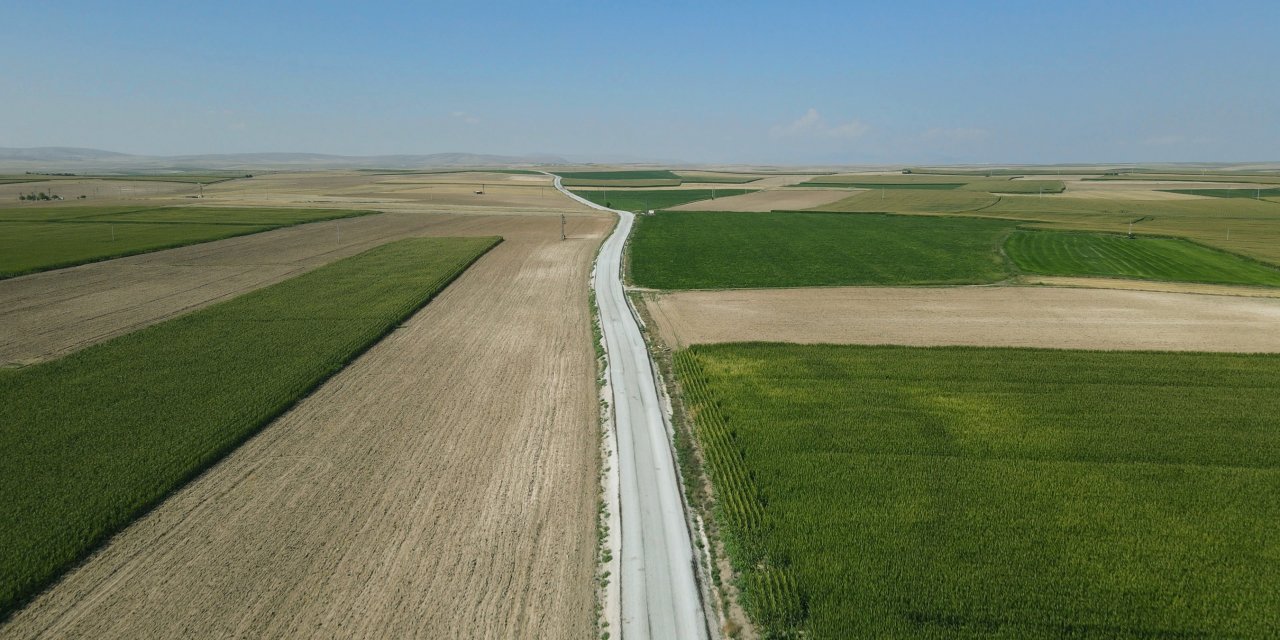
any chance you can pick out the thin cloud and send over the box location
[451,111,481,125]
[771,108,869,140]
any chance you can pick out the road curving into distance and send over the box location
[552,175,711,639]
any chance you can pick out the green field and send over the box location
[571,188,752,212]
[558,169,685,188]
[1087,173,1280,185]
[1006,230,1280,286]
[800,175,1066,194]
[0,206,372,278]
[629,212,1015,289]
[1165,187,1280,199]
[800,188,1280,267]
[558,169,681,181]
[673,172,763,184]
[676,344,1280,638]
[0,236,499,619]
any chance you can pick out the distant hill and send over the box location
[0,147,569,171]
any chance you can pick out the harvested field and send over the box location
[643,285,1280,352]
[0,211,515,366]
[669,188,853,211]
[1,211,611,638]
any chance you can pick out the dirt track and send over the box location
[3,200,610,635]
[644,285,1280,352]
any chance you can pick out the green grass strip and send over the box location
[1005,230,1280,286]
[0,207,375,279]
[0,236,499,618]
[571,188,752,212]
[679,343,1280,638]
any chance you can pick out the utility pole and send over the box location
[336,220,341,246]
[561,214,566,241]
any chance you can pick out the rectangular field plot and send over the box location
[676,344,1280,638]
[629,211,1016,289]
[558,169,683,187]
[1006,230,1280,287]
[571,188,752,212]
[0,236,499,618]
[0,206,372,278]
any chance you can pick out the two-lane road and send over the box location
[553,176,709,639]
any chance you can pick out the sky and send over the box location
[4,1,1277,164]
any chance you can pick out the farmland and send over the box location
[0,236,498,619]
[675,343,1280,638]
[571,188,752,212]
[559,169,684,187]
[1006,230,1280,286]
[1164,187,1280,198]
[673,171,763,184]
[811,189,1000,212]
[798,174,1067,194]
[0,205,371,278]
[629,212,1016,289]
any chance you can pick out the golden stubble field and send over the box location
[2,172,610,638]
[644,285,1280,352]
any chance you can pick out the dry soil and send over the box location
[644,285,1280,352]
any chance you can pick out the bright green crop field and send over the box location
[571,188,752,212]
[0,236,499,618]
[0,206,372,278]
[629,212,1017,289]
[1006,230,1280,286]
[676,344,1280,639]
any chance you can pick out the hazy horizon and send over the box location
[5,1,1277,165]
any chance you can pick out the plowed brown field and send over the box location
[644,285,1280,352]
[2,175,611,637]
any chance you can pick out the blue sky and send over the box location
[5,1,1277,164]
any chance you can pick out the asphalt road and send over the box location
[553,176,710,639]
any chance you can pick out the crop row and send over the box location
[0,236,500,618]
[0,206,373,278]
[676,343,1280,638]
[674,351,805,636]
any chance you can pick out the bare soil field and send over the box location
[643,285,1280,352]
[2,212,611,638]
[0,211,533,366]
[0,179,202,201]
[197,171,585,212]
[668,188,855,212]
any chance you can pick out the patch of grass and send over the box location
[1164,187,1280,199]
[0,236,500,619]
[629,211,1016,289]
[0,206,373,278]
[676,343,1280,639]
[571,188,753,212]
[1005,230,1280,286]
